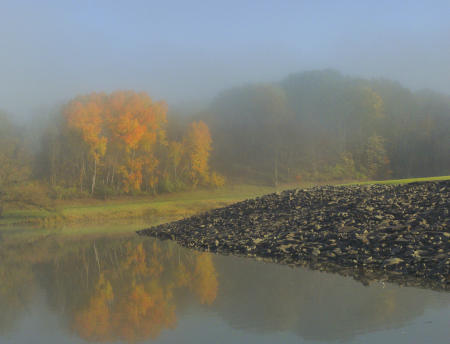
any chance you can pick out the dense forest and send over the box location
[1,70,449,210]
[208,70,450,185]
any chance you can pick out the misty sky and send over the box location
[1,0,449,119]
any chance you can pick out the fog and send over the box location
[1,0,450,119]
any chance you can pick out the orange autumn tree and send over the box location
[62,91,167,194]
[104,91,167,193]
[64,93,108,193]
[105,91,168,193]
[60,91,221,195]
[182,121,225,188]
[184,121,212,187]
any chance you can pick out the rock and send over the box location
[138,181,450,291]
[339,226,357,233]
[384,258,404,266]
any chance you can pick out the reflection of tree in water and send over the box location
[213,255,449,341]
[71,241,175,342]
[0,262,34,334]
[0,234,218,343]
[0,232,448,342]
[73,274,114,341]
[42,238,217,343]
[0,233,51,334]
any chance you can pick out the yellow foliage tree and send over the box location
[184,121,212,187]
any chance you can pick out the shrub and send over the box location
[49,186,89,200]
[2,181,52,210]
[94,185,120,199]
[209,171,226,188]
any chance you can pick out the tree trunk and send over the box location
[273,151,279,187]
[50,145,56,186]
[91,159,97,194]
[106,167,110,185]
[93,241,101,273]
[80,159,85,193]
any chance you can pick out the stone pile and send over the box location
[138,181,450,291]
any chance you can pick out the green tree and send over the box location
[365,135,391,179]
[0,113,31,217]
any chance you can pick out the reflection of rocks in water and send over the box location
[213,254,449,341]
[0,231,448,343]
[139,181,450,291]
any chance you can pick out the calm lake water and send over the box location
[0,225,449,344]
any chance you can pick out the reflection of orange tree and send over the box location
[73,274,114,342]
[71,240,217,343]
[191,253,218,305]
[111,283,176,342]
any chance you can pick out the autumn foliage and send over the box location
[49,91,223,195]
[71,240,218,343]
[4,69,446,206]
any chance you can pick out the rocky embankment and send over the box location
[138,181,450,291]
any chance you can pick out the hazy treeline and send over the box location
[0,91,224,210]
[35,91,224,197]
[207,70,450,185]
[0,70,449,208]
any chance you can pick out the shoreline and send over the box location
[2,177,449,228]
[0,184,280,228]
[138,181,450,291]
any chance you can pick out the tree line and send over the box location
[0,70,449,210]
[207,70,450,185]
[36,91,225,199]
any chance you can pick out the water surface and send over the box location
[0,225,449,343]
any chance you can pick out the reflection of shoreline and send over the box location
[0,233,449,343]
[139,233,450,292]
[214,251,450,292]
[138,182,450,292]
[212,254,450,341]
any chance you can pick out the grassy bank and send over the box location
[1,176,448,229]
[347,175,450,185]
[0,184,280,228]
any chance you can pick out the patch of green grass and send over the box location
[0,184,279,228]
[346,175,450,185]
[2,177,448,230]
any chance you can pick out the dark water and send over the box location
[0,226,449,344]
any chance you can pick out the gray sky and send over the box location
[1,0,449,119]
